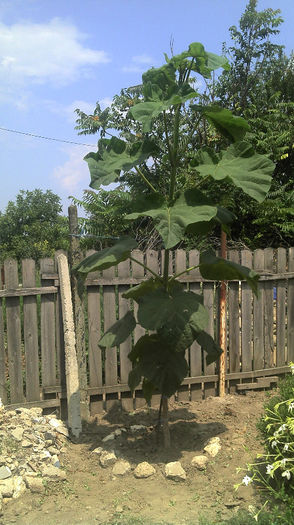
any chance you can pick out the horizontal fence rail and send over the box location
[0,246,293,415]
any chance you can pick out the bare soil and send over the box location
[2,392,268,525]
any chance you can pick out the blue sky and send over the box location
[0,0,293,215]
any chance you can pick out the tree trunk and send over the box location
[161,395,170,448]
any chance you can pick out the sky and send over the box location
[0,0,293,216]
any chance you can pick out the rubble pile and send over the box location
[0,403,69,514]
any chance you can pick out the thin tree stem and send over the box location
[171,264,200,281]
[135,167,157,193]
[161,395,170,448]
[129,256,159,279]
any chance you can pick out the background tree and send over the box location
[0,189,69,261]
[216,0,294,247]
[75,0,294,250]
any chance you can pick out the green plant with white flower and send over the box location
[236,363,294,505]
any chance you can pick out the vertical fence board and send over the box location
[40,258,56,388]
[228,250,240,382]
[103,265,118,409]
[288,248,294,362]
[241,250,253,373]
[188,250,202,400]
[264,248,274,367]
[4,259,23,403]
[0,267,7,403]
[276,248,287,366]
[253,250,264,371]
[131,250,146,409]
[203,277,216,398]
[146,250,162,407]
[22,259,40,401]
[117,259,133,411]
[175,249,190,401]
[86,251,103,414]
[54,252,66,387]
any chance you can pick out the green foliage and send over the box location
[237,364,294,506]
[0,189,69,261]
[76,41,273,415]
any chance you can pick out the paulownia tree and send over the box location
[75,43,274,447]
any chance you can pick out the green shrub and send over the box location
[236,363,294,507]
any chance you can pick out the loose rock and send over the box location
[42,465,66,481]
[191,455,209,470]
[204,437,221,457]
[112,460,131,476]
[102,433,115,443]
[164,461,186,481]
[134,462,156,479]
[130,425,147,433]
[0,466,12,480]
[99,451,117,468]
[24,476,45,494]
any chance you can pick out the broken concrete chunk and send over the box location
[0,466,12,480]
[99,451,117,468]
[204,437,221,457]
[112,460,131,476]
[42,465,66,481]
[134,462,156,479]
[191,455,209,470]
[164,461,186,481]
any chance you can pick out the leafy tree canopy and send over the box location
[0,189,69,261]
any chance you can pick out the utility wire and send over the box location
[0,126,96,147]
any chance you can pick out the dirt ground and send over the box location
[2,391,269,525]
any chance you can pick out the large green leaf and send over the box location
[126,189,217,249]
[122,277,163,302]
[199,251,259,296]
[85,137,159,190]
[74,237,137,274]
[186,206,235,236]
[129,334,188,398]
[99,311,136,349]
[137,287,208,334]
[193,106,250,142]
[195,142,274,202]
[130,90,197,132]
[193,331,223,366]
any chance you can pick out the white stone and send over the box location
[204,437,221,457]
[99,451,117,468]
[130,425,147,433]
[24,476,45,494]
[12,476,26,498]
[21,439,32,448]
[114,429,122,437]
[102,433,115,443]
[11,427,24,442]
[0,478,14,497]
[0,466,12,480]
[112,460,131,476]
[134,462,156,479]
[164,461,186,481]
[191,455,209,470]
[92,447,103,456]
[42,465,66,481]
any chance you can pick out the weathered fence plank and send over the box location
[132,250,147,409]
[288,247,294,362]
[0,267,7,403]
[253,250,264,370]
[117,258,133,411]
[40,258,56,387]
[264,248,274,367]
[146,250,162,407]
[203,277,216,398]
[241,250,253,372]
[22,259,40,402]
[4,259,23,403]
[188,250,202,400]
[86,251,103,414]
[228,250,240,375]
[276,248,287,366]
[175,249,190,401]
[102,265,118,410]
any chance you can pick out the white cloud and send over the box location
[122,54,155,73]
[53,145,93,192]
[0,18,110,104]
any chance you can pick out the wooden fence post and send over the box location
[68,205,90,421]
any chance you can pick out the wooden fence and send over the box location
[0,247,293,416]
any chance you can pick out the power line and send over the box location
[0,126,97,147]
